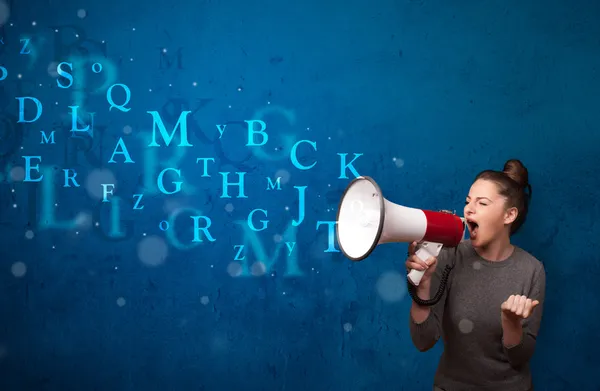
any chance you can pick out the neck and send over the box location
[474,234,514,261]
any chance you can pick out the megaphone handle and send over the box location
[407,241,443,286]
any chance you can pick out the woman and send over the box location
[407,159,546,391]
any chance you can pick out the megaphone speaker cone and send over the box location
[335,176,384,261]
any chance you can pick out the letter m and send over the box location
[147,110,192,147]
[41,130,55,144]
[159,47,184,70]
[235,221,303,277]
[266,177,281,190]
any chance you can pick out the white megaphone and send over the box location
[336,176,466,286]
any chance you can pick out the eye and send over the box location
[479,202,488,206]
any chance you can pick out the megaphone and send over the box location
[336,176,466,288]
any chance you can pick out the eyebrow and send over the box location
[466,196,493,202]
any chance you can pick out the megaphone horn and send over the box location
[335,176,466,286]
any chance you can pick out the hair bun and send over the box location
[503,159,529,189]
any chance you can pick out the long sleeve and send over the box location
[408,246,455,352]
[503,262,546,367]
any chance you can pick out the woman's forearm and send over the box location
[501,319,523,347]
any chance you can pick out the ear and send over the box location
[504,206,518,225]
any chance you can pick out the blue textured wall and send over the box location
[0,0,599,389]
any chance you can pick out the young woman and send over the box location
[406,159,546,391]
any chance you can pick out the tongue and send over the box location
[471,226,478,237]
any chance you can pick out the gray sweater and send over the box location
[409,240,546,391]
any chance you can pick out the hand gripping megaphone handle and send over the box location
[407,241,444,286]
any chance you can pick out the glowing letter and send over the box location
[108,137,135,163]
[23,156,43,182]
[338,153,363,179]
[147,111,192,147]
[290,140,317,170]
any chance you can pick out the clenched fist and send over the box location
[501,294,540,322]
[405,241,437,286]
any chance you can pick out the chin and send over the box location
[471,240,484,249]
[469,234,487,248]
[471,235,494,249]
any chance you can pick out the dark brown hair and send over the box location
[474,159,532,235]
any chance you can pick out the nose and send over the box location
[464,202,474,216]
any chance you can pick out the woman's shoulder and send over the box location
[512,245,546,276]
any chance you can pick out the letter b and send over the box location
[245,120,268,146]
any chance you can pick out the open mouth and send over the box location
[466,220,479,236]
